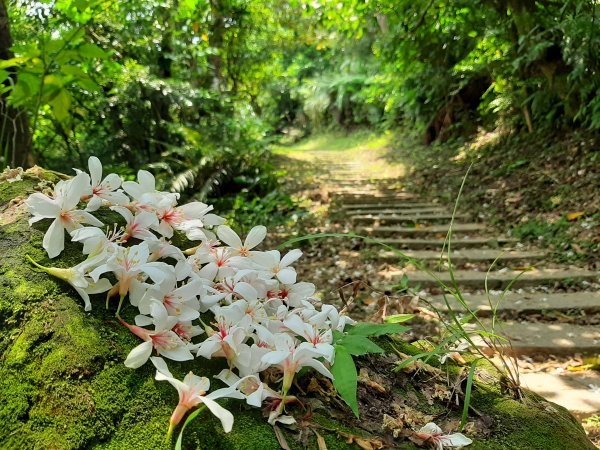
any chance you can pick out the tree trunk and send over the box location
[0,0,33,168]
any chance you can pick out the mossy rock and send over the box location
[0,173,595,450]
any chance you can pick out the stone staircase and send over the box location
[306,154,600,418]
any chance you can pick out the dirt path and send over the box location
[275,133,600,422]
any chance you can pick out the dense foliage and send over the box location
[274,0,600,138]
[0,0,597,197]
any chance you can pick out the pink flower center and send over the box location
[161,208,183,225]
[151,331,180,350]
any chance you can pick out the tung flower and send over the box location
[26,173,102,258]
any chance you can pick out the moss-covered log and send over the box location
[0,171,595,450]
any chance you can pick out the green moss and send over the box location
[467,387,595,450]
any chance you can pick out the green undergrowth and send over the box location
[0,174,595,449]
[509,214,600,263]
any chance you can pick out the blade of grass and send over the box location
[460,359,478,431]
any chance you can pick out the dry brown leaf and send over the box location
[382,413,403,438]
[341,432,384,450]
[273,425,291,450]
[358,368,387,393]
[314,430,328,450]
[396,353,443,376]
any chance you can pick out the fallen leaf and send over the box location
[273,425,291,450]
[341,432,385,450]
[358,368,387,393]
[566,211,585,221]
[314,430,328,450]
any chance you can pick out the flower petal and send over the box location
[419,422,443,435]
[244,225,267,249]
[43,218,65,258]
[277,267,297,285]
[124,341,153,369]
[26,193,60,219]
[280,249,302,267]
[217,225,243,249]
[444,433,473,447]
[199,396,235,433]
[88,156,102,187]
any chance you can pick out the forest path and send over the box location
[275,133,600,419]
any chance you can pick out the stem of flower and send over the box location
[166,422,174,443]
[115,294,126,319]
[25,254,47,272]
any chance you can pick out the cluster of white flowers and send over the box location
[25,157,356,435]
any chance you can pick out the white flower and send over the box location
[216,370,279,407]
[147,238,185,263]
[309,304,356,332]
[261,333,333,397]
[138,276,202,322]
[26,173,102,258]
[111,206,158,242]
[270,281,316,307]
[196,323,251,370]
[150,357,243,435]
[90,242,173,306]
[415,423,473,449]
[217,225,267,256]
[251,249,302,284]
[121,303,194,368]
[192,247,247,281]
[284,314,334,362]
[156,199,217,238]
[81,156,129,211]
[121,169,157,202]
[26,256,111,311]
[22,156,371,437]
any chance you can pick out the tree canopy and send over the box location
[0,0,598,193]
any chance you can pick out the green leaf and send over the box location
[0,69,10,84]
[332,329,345,342]
[78,43,109,59]
[331,345,359,417]
[76,78,102,93]
[337,335,384,355]
[385,314,415,324]
[49,89,72,122]
[460,359,479,431]
[0,57,28,69]
[175,405,207,450]
[61,65,88,78]
[347,322,409,337]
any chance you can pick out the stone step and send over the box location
[344,207,448,216]
[520,372,600,418]
[336,193,418,203]
[377,248,546,263]
[470,321,600,355]
[325,178,396,183]
[360,223,487,236]
[365,237,519,249]
[397,268,599,289]
[341,202,437,210]
[352,213,469,224]
[428,291,600,315]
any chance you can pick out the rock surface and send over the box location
[0,173,595,450]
